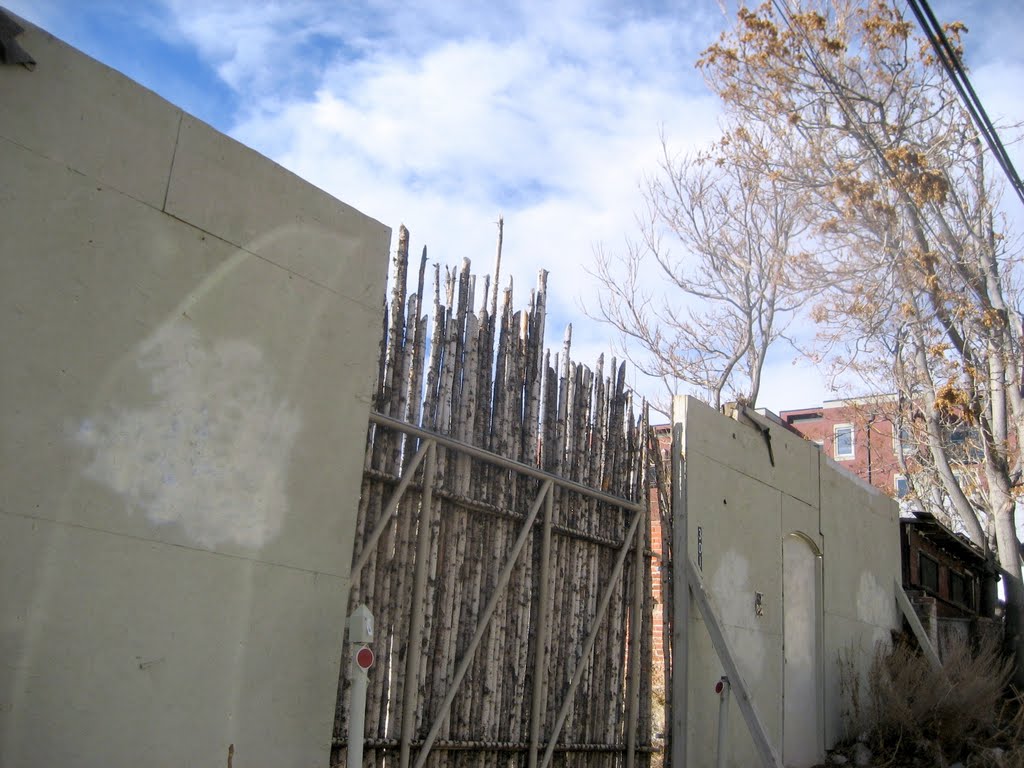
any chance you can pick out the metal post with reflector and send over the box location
[348,605,374,768]
[715,676,731,768]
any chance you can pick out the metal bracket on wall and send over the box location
[0,11,36,69]
[733,406,775,467]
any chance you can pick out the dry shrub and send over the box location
[840,637,1017,765]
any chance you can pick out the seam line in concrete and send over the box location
[0,133,163,212]
[0,507,350,580]
[0,133,383,312]
[158,208,383,312]
[687,446,817,506]
[162,111,184,213]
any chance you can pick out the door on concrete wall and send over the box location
[783,533,822,767]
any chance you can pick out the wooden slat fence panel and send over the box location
[335,226,655,768]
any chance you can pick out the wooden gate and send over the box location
[333,227,655,768]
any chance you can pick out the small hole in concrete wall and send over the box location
[732,432,736,439]
[723,499,727,505]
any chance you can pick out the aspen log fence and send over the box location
[333,225,656,768]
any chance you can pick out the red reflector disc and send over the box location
[714,681,723,694]
[356,646,375,670]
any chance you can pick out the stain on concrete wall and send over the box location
[75,319,303,550]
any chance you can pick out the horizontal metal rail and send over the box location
[333,739,659,754]
[369,411,644,512]
[362,467,637,550]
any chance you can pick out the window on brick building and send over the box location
[949,426,983,462]
[894,475,910,498]
[893,423,917,457]
[949,570,974,609]
[834,424,854,460]
[919,553,939,592]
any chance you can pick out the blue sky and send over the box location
[8,1,1024,416]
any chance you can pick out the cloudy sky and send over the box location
[10,0,1024,417]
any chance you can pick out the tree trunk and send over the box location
[992,494,1024,687]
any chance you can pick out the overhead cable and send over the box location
[906,0,1024,208]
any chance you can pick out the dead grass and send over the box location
[836,638,1024,766]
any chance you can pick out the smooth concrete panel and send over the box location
[677,398,819,508]
[680,403,787,768]
[783,535,823,767]
[0,15,181,209]
[821,613,888,746]
[684,451,784,640]
[819,456,899,629]
[819,455,900,746]
[1,141,382,578]
[686,621,783,768]
[0,509,348,768]
[165,116,389,310]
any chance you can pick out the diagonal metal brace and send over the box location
[686,557,782,768]
[539,506,644,768]
[411,480,554,768]
[351,440,432,575]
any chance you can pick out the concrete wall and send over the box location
[0,14,390,767]
[675,397,899,768]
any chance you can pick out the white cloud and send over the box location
[173,1,727,414]
[152,0,1024,417]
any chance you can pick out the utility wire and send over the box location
[906,0,1024,208]
[770,0,1024,214]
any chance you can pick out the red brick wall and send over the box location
[649,431,671,664]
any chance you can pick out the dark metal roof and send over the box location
[901,511,987,566]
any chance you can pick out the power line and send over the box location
[906,0,1024,208]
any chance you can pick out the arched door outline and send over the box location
[782,532,824,767]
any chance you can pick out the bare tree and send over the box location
[590,135,809,411]
[699,0,1024,681]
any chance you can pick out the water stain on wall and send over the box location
[856,570,894,640]
[75,319,302,550]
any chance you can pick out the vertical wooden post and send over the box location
[625,496,645,768]
[670,397,688,768]
[400,441,437,768]
[539,507,643,768]
[528,486,554,768]
[413,481,554,768]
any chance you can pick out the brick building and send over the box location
[649,426,671,668]
[779,397,1000,653]
[900,511,1000,655]
[779,396,911,499]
